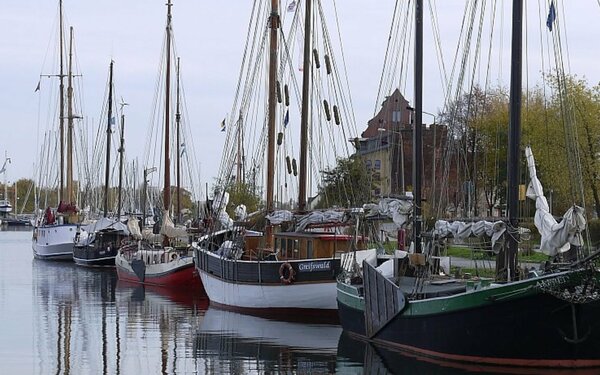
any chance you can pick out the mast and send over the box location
[66,26,75,205]
[163,0,173,216]
[59,0,65,202]
[175,57,181,224]
[103,61,114,218]
[506,0,523,281]
[237,111,243,185]
[265,0,280,247]
[117,104,125,220]
[298,0,312,212]
[413,0,423,253]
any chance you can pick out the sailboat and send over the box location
[194,0,373,313]
[336,0,600,368]
[0,152,12,218]
[115,1,199,288]
[74,61,129,267]
[32,2,86,260]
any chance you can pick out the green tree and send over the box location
[226,181,262,217]
[316,155,372,209]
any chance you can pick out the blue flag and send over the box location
[546,1,556,32]
[284,109,289,127]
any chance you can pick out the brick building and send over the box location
[356,89,453,205]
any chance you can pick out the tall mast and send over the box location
[103,61,114,218]
[298,0,312,212]
[66,26,75,205]
[175,57,181,224]
[237,111,243,185]
[264,0,280,248]
[506,0,523,281]
[59,0,65,202]
[163,0,172,215]
[117,102,126,219]
[413,0,423,253]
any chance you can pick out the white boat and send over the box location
[31,1,84,261]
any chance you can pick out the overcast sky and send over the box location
[1,1,598,195]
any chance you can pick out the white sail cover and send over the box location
[525,146,586,256]
[363,198,413,228]
[83,217,129,234]
[296,210,346,231]
[214,191,233,229]
[433,219,506,253]
[127,217,143,240]
[160,210,189,239]
[266,210,294,225]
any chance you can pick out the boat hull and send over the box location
[337,271,600,368]
[31,224,80,261]
[195,247,341,312]
[73,247,117,267]
[115,251,199,288]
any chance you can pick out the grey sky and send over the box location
[1,1,598,196]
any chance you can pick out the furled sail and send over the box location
[525,146,586,256]
[160,210,189,239]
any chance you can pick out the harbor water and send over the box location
[0,227,535,374]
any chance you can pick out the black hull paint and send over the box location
[195,248,341,285]
[73,232,124,267]
[337,299,366,336]
[369,292,600,366]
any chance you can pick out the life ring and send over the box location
[279,262,295,285]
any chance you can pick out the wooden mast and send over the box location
[117,102,125,220]
[163,0,172,217]
[506,0,523,281]
[265,0,280,247]
[298,0,312,212]
[413,0,423,253]
[103,61,114,218]
[66,26,75,206]
[59,0,65,203]
[175,57,181,224]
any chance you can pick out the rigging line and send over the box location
[429,0,449,100]
[374,0,401,116]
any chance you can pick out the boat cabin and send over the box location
[272,231,366,261]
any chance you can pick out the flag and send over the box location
[287,1,297,12]
[109,116,116,125]
[546,1,556,32]
[284,109,289,127]
[220,118,226,132]
[34,80,41,92]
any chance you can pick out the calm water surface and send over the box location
[1,228,502,374]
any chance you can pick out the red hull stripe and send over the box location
[375,339,600,369]
[117,264,201,288]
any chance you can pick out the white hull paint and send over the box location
[199,270,338,310]
[32,224,80,261]
[115,252,194,278]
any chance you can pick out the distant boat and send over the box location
[32,1,85,261]
[0,151,12,216]
[74,61,127,267]
[115,1,199,289]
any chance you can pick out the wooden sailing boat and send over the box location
[336,0,600,368]
[32,3,85,260]
[74,61,129,267]
[115,1,199,288]
[194,0,368,313]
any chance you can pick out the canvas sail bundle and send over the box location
[525,146,586,257]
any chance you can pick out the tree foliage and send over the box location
[316,155,372,209]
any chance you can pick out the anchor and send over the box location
[557,303,591,344]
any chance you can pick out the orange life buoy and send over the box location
[279,262,295,284]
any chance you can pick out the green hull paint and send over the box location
[337,268,599,317]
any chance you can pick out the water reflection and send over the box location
[194,307,343,374]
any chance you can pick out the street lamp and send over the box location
[142,166,157,228]
[378,127,405,195]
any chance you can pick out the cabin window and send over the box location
[280,238,287,257]
[307,240,313,259]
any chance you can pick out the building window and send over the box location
[365,160,372,170]
[392,110,401,123]
[374,160,381,170]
